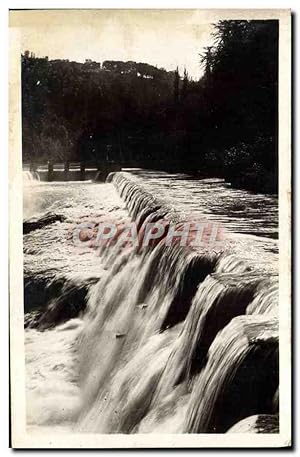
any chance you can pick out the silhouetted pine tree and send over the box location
[182,68,188,99]
[174,66,179,103]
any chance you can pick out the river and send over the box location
[23,169,279,434]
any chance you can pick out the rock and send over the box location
[138,303,148,309]
[227,414,279,433]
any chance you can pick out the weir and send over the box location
[23,170,279,434]
[74,172,279,433]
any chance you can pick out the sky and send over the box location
[10,10,216,79]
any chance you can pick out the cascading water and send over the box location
[24,169,279,434]
[183,315,278,433]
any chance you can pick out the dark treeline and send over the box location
[22,20,278,192]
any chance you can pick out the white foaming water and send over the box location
[24,177,128,431]
[26,319,83,431]
[116,170,278,273]
[24,170,279,434]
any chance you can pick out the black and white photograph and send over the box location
[9,8,291,448]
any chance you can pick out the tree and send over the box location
[182,68,188,99]
[21,20,278,194]
[200,46,214,81]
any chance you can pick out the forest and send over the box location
[22,20,278,193]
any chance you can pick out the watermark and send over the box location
[72,218,225,249]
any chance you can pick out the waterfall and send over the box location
[69,171,279,434]
[183,315,278,433]
[23,170,41,219]
[23,170,279,433]
[23,170,40,182]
